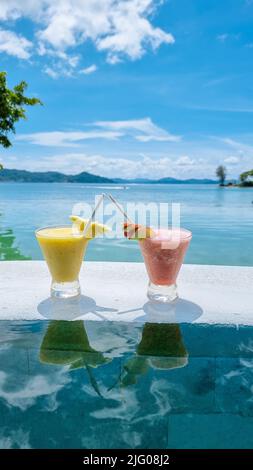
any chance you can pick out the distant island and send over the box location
[114,177,217,184]
[0,169,114,183]
[0,168,217,184]
[215,165,253,187]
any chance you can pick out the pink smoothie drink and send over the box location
[139,228,192,286]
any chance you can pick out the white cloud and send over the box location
[7,134,253,179]
[94,1,174,63]
[175,155,195,166]
[219,137,253,154]
[16,130,123,146]
[216,33,240,43]
[43,62,77,79]
[68,55,79,67]
[44,66,59,79]
[80,64,97,75]
[42,50,80,77]
[221,137,242,148]
[217,33,229,42]
[95,118,181,142]
[0,0,39,21]
[0,0,174,74]
[0,28,32,59]
[16,118,181,146]
[38,44,80,65]
[9,136,253,179]
[5,152,211,180]
[224,156,240,165]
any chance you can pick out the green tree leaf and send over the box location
[0,71,42,152]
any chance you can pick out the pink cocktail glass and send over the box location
[139,228,192,303]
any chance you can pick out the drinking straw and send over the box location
[82,193,105,238]
[106,193,133,223]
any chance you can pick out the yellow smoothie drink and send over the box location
[36,218,109,298]
[36,226,88,283]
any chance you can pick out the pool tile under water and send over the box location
[0,320,252,449]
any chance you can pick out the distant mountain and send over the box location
[157,177,217,184]
[115,177,217,184]
[68,171,114,183]
[0,168,217,184]
[115,178,157,184]
[0,169,114,183]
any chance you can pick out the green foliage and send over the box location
[0,71,42,149]
[0,227,30,260]
[216,165,226,185]
[240,169,253,183]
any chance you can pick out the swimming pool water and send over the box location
[0,320,253,449]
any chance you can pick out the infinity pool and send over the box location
[0,320,253,449]
[1,183,253,265]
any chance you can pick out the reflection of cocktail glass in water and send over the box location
[139,228,192,303]
[40,320,108,396]
[138,323,188,370]
[36,226,89,298]
[122,323,188,386]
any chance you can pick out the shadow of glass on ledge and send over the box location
[0,320,253,449]
[143,298,203,323]
[37,295,118,321]
[116,297,203,324]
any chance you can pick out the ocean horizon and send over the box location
[0,182,252,266]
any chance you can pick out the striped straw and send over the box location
[82,193,105,238]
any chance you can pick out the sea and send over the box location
[0,182,252,266]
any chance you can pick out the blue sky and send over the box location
[0,0,253,179]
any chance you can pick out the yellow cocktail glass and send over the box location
[36,225,89,298]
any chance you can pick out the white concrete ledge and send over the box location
[0,261,252,324]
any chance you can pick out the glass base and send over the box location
[147,281,178,303]
[51,280,81,299]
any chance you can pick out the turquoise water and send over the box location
[0,320,253,449]
[0,182,252,265]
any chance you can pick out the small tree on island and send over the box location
[216,165,226,186]
[0,71,42,166]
